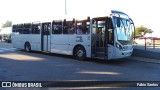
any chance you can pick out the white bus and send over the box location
[12,10,135,60]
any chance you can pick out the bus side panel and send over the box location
[50,34,91,58]
[12,34,24,49]
[50,35,71,55]
[68,35,91,58]
[12,34,16,48]
[29,34,41,51]
[12,34,41,51]
[12,34,18,48]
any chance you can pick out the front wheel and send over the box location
[74,46,86,61]
[25,43,31,52]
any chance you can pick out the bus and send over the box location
[12,10,135,60]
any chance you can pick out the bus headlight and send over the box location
[116,43,123,50]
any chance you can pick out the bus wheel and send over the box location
[25,43,31,52]
[74,46,86,60]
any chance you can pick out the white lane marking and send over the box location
[0,50,4,52]
[0,48,16,52]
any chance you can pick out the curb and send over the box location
[126,56,160,64]
[132,49,160,60]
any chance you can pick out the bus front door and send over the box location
[41,22,51,52]
[92,17,112,60]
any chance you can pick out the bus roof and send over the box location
[12,10,128,24]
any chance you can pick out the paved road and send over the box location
[0,43,160,90]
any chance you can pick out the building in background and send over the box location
[0,27,12,43]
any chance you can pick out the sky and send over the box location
[0,0,160,37]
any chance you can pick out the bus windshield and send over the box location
[113,16,134,45]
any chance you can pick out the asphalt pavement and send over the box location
[0,42,160,90]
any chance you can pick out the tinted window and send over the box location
[12,25,17,33]
[32,23,40,34]
[23,23,31,34]
[76,20,90,34]
[52,21,62,34]
[17,24,24,34]
[63,21,75,34]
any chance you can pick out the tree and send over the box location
[135,25,153,36]
[1,21,12,28]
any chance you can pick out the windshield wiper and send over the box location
[120,19,127,35]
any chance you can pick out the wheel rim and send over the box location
[26,44,30,52]
[77,49,83,58]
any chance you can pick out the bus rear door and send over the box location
[41,22,51,52]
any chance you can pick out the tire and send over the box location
[74,46,86,60]
[25,43,31,52]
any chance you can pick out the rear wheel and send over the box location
[74,46,86,60]
[25,43,31,52]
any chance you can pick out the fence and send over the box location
[134,37,160,51]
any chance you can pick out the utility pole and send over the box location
[65,0,67,15]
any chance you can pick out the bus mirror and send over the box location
[117,17,120,27]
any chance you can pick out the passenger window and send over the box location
[52,21,62,34]
[17,24,24,34]
[12,25,17,34]
[23,23,31,34]
[63,20,75,34]
[32,23,40,34]
[76,20,90,35]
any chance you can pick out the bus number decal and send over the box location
[87,36,90,40]
[76,36,83,42]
